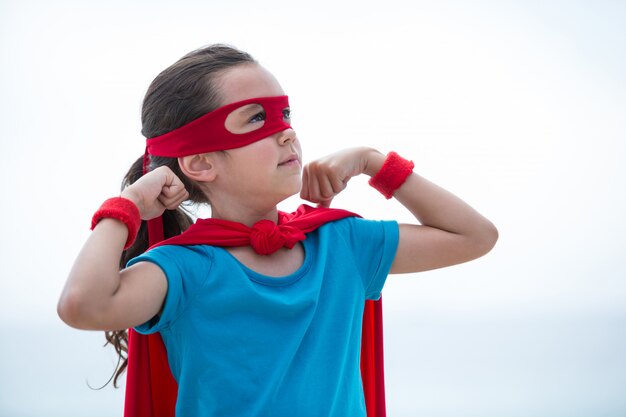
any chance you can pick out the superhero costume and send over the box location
[124,96,389,416]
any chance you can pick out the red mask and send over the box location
[146,95,291,157]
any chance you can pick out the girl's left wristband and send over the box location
[91,197,141,250]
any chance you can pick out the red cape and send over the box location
[123,205,386,416]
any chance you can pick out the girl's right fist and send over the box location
[120,166,189,220]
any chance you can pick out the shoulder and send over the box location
[127,244,218,285]
[129,244,214,266]
[315,217,399,259]
[322,216,399,238]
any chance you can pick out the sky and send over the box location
[1,0,625,416]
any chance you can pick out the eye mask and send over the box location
[146,95,291,156]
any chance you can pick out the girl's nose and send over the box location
[277,127,296,145]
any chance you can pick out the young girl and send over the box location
[58,44,497,416]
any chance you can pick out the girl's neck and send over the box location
[209,202,280,227]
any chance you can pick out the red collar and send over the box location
[151,204,359,255]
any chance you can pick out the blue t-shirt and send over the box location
[129,217,398,417]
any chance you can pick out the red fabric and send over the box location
[91,197,141,249]
[368,151,415,199]
[147,333,178,416]
[124,205,388,416]
[361,299,387,416]
[146,96,291,157]
[152,204,357,255]
[124,329,153,416]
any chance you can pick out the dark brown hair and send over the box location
[104,44,256,387]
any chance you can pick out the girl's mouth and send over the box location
[278,155,300,167]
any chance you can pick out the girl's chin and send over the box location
[277,182,303,202]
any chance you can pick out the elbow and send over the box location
[57,290,82,328]
[57,289,96,330]
[474,221,499,257]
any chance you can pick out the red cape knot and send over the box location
[250,220,306,255]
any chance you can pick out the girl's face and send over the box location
[210,64,302,207]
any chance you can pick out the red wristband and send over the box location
[91,197,141,249]
[368,151,415,199]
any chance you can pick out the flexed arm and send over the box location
[57,166,189,330]
[300,147,498,274]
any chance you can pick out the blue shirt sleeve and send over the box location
[333,217,399,299]
[126,245,214,334]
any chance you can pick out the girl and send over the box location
[58,44,497,416]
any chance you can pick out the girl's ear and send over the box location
[178,153,218,182]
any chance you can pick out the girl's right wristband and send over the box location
[368,151,415,199]
[91,197,141,249]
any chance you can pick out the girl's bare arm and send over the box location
[300,147,498,273]
[57,166,189,330]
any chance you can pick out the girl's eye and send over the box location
[249,111,266,123]
[283,108,291,120]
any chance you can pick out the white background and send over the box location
[1,0,625,416]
